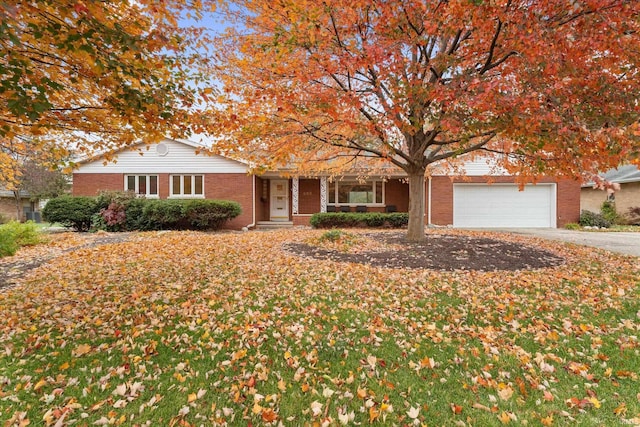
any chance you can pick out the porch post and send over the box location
[292,177,299,215]
[320,177,327,213]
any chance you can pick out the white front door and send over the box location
[270,180,289,221]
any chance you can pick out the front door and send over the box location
[270,180,289,221]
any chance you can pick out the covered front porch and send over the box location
[254,175,409,227]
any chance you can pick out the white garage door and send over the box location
[453,184,556,228]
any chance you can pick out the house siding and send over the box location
[76,139,248,174]
[0,197,19,221]
[581,182,640,221]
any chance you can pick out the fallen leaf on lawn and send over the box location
[498,386,514,401]
[72,343,91,357]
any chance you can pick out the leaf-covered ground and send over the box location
[1,229,639,426]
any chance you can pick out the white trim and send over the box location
[124,174,159,197]
[320,177,327,213]
[327,179,385,206]
[245,175,256,230]
[292,177,299,215]
[427,176,432,225]
[169,174,205,198]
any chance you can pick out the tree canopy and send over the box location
[1,0,215,164]
[210,0,640,240]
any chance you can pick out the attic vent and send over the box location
[156,143,169,156]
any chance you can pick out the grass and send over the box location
[0,229,639,426]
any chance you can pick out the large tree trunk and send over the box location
[406,172,426,242]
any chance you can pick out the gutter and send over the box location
[427,176,432,226]
[245,174,256,230]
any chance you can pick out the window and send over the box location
[328,180,383,205]
[125,175,158,197]
[170,175,204,197]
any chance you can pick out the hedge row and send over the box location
[310,212,408,228]
[42,193,241,232]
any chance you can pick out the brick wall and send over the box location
[204,174,254,229]
[429,176,454,225]
[298,179,320,214]
[0,197,19,221]
[385,179,409,211]
[73,172,255,229]
[556,179,581,226]
[73,173,124,196]
[428,176,580,227]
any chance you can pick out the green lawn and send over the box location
[1,230,638,426]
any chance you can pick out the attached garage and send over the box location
[453,184,557,228]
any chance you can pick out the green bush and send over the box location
[42,195,242,232]
[142,199,185,229]
[564,222,580,230]
[42,196,99,231]
[310,212,409,229]
[579,210,611,228]
[183,199,242,230]
[0,221,41,257]
[600,201,619,224]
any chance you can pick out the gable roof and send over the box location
[74,137,249,174]
[584,165,640,187]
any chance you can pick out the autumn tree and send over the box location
[0,137,69,219]
[1,0,216,167]
[210,0,640,241]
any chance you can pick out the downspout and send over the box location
[245,174,256,230]
[427,176,432,226]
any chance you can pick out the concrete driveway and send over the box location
[499,229,640,257]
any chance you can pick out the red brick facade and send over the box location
[73,172,579,229]
[427,176,580,227]
[73,172,255,229]
[298,179,321,214]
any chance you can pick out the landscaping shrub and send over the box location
[310,212,409,228]
[142,199,185,229]
[564,223,581,230]
[0,221,41,257]
[579,210,611,228]
[600,201,620,224]
[42,196,99,231]
[183,200,241,230]
[626,206,640,226]
[42,195,242,232]
[124,197,151,231]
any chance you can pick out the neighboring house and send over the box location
[0,188,40,222]
[72,138,581,229]
[581,165,640,221]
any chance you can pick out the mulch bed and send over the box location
[287,232,565,271]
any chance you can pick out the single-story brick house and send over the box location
[581,165,640,223]
[72,138,580,229]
